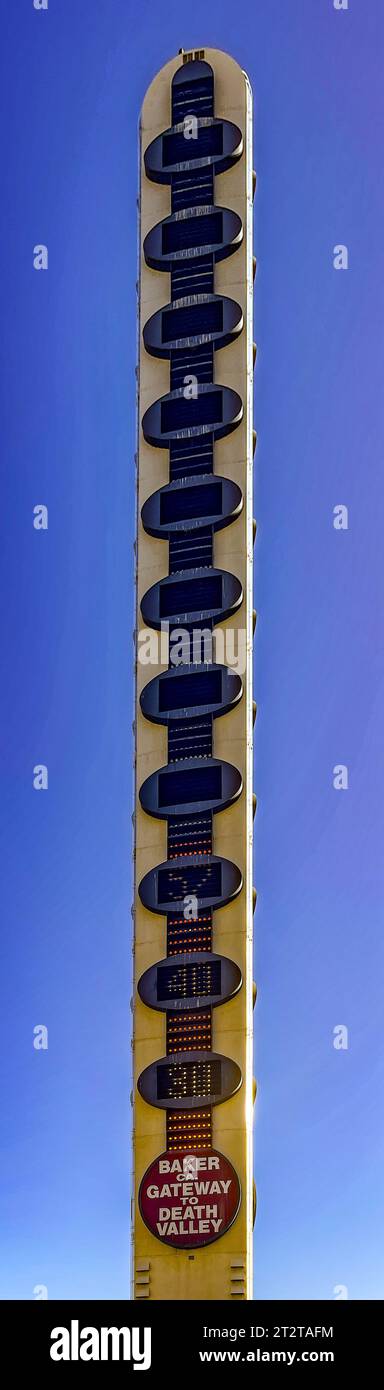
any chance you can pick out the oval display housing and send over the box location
[137,1051,242,1110]
[138,951,242,1012]
[138,853,242,916]
[143,294,243,359]
[139,756,242,820]
[140,567,243,630]
[143,205,243,271]
[142,383,242,447]
[141,474,243,538]
[144,118,243,183]
[140,663,243,725]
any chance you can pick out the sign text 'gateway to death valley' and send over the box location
[139,1148,241,1248]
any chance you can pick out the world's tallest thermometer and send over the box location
[132,47,256,1302]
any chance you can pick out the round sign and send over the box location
[139,1147,241,1249]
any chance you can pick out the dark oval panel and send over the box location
[143,206,243,272]
[144,118,243,183]
[140,663,243,725]
[138,951,242,1012]
[142,384,243,448]
[140,567,243,630]
[138,853,242,916]
[137,1051,242,1110]
[141,472,243,536]
[139,756,242,820]
[141,475,243,538]
[143,294,243,359]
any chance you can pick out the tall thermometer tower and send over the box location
[132,47,256,1302]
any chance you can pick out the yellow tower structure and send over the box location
[132,47,255,1302]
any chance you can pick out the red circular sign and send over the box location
[139,1147,241,1248]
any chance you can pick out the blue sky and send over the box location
[1,0,383,1300]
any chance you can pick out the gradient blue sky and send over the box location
[1,0,383,1301]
